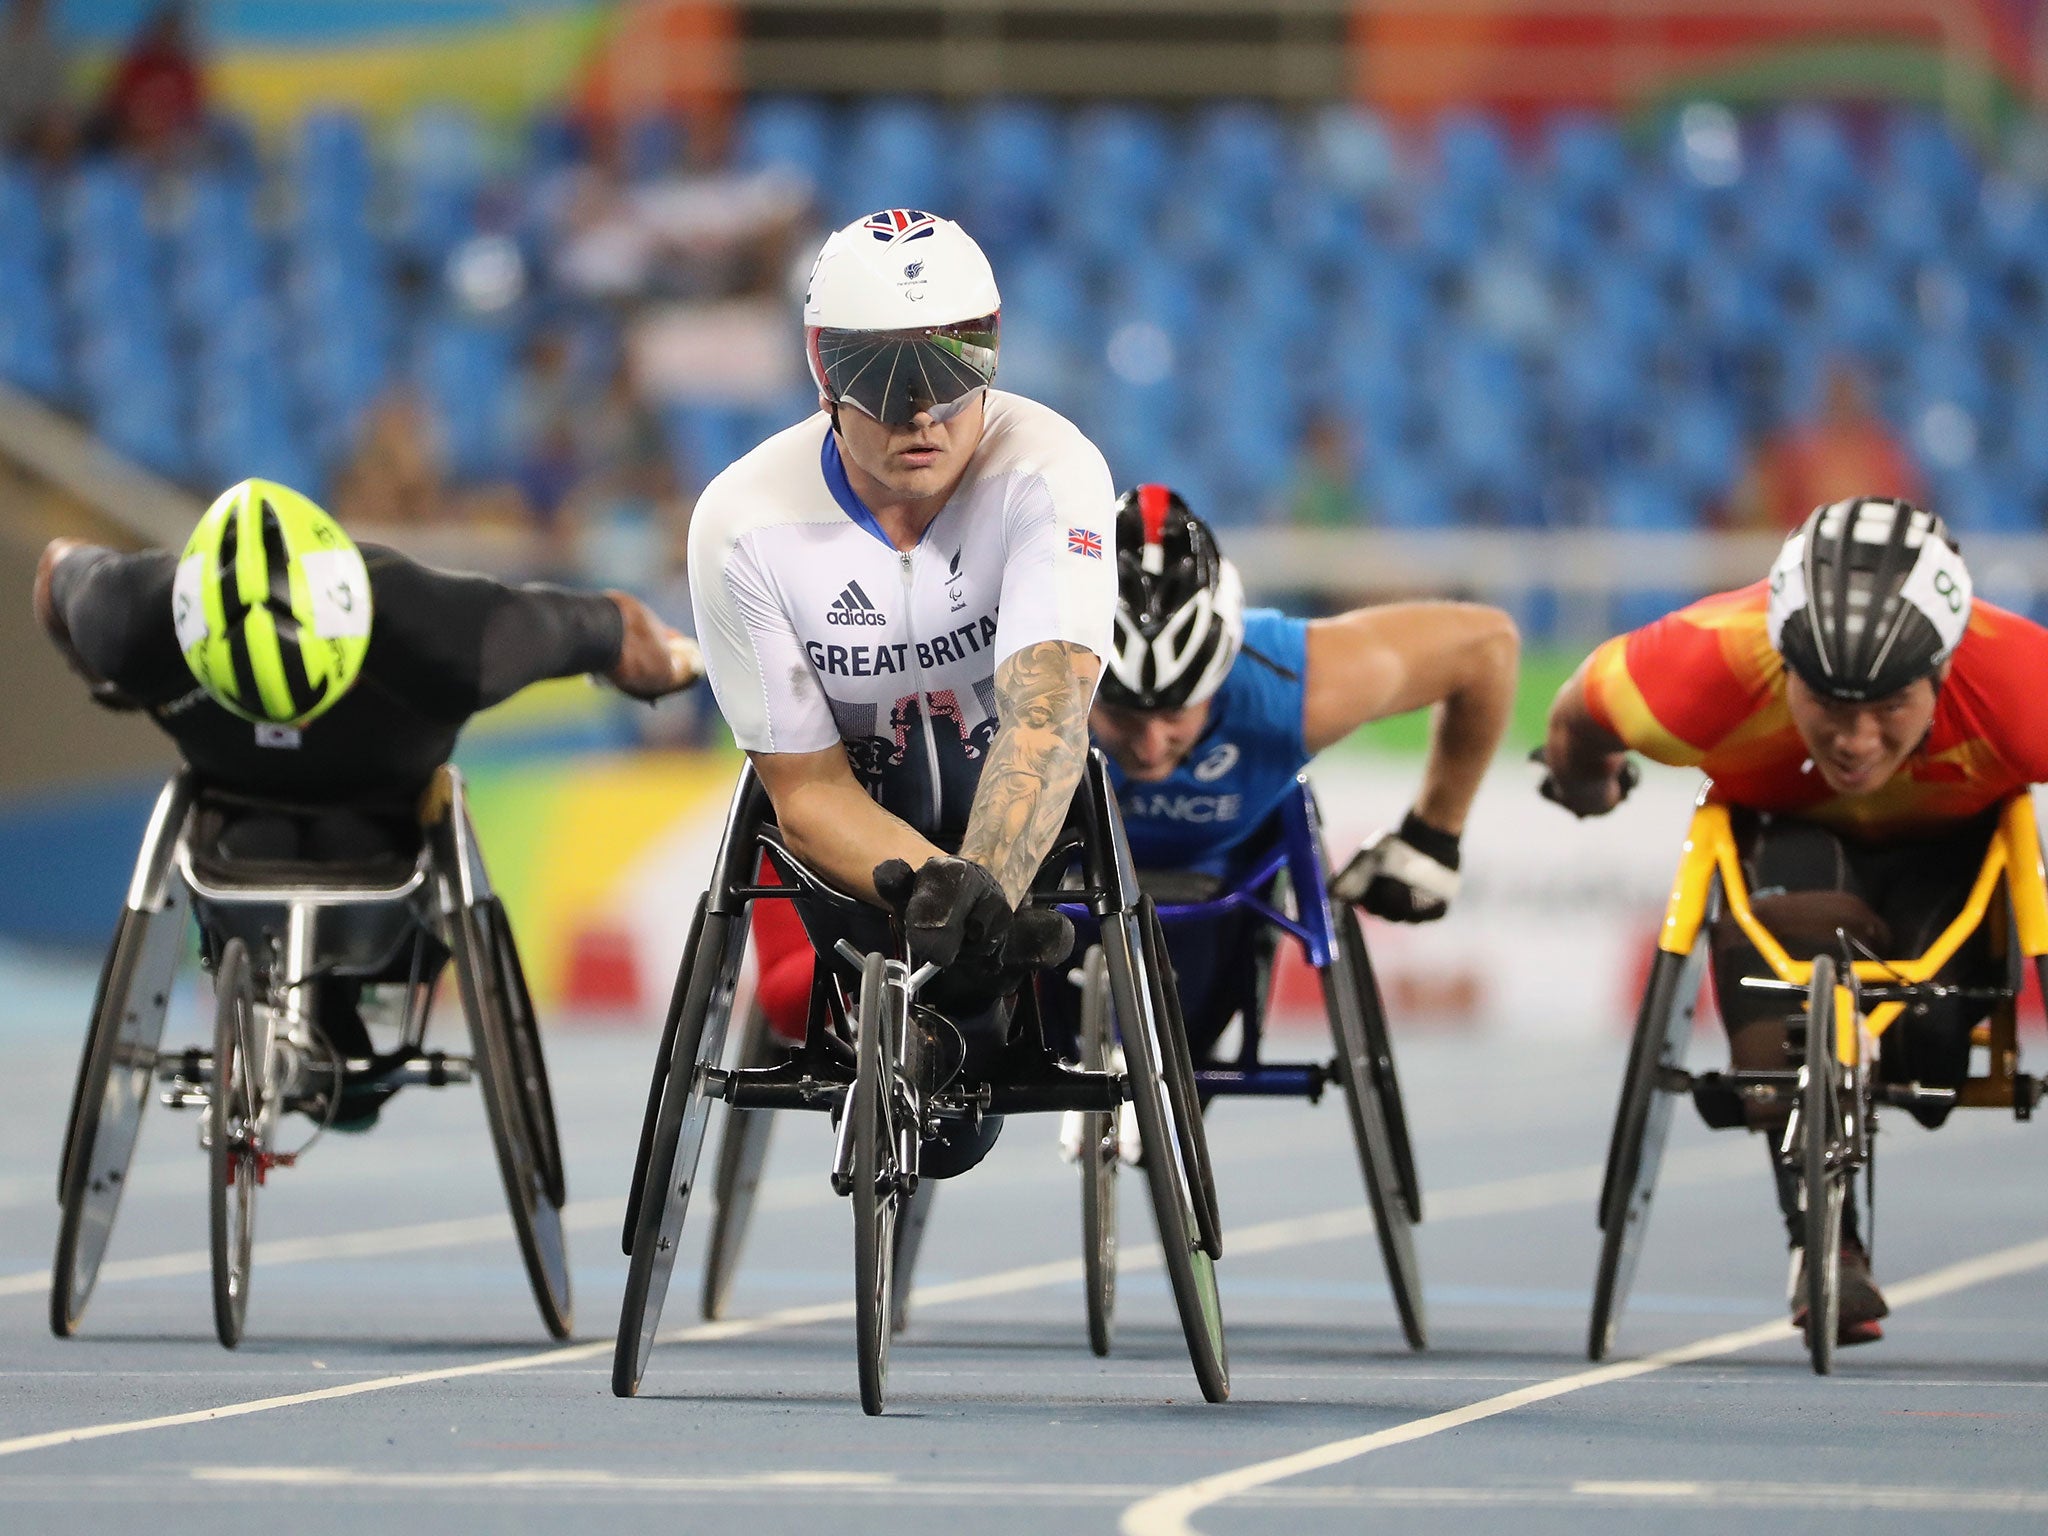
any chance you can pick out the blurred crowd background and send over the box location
[2,0,2046,1002]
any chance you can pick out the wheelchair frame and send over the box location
[50,766,571,1348]
[1062,775,1426,1354]
[1589,785,2048,1371]
[612,750,1230,1414]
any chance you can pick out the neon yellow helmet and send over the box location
[173,479,372,726]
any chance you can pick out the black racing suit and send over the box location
[53,542,625,1053]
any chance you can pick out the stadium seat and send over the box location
[834,98,951,226]
[733,96,835,186]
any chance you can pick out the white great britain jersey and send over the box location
[689,391,1117,842]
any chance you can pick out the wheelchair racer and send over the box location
[35,476,702,1122]
[1541,496,2048,1345]
[687,210,1113,1175]
[1045,486,1516,1139]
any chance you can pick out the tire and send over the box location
[1587,936,1707,1362]
[1104,912,1229,1403]
[209,941,262,1349]
[701,1000,778,1322]
[852,951,899,1415]
[1325,906,1427,1351]
[1140,900,1221,1259]
[613,908,742,1397]
[626,895,707,1255]
[1078,945,1118,1358]
[1803,954,1845,1377]
[889,1180,936,1336]
[451,894,572,1341]
[489,903,565,1208]
[1347,917,1422,1223]
[51,903,183,1339]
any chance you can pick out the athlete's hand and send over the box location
[606,591,703,701]
[1532,745,1639,818]
[872,855,1012,969]
[1332,810,1461,924]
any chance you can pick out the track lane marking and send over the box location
[1119,1233,2048,1536]
[160,1470,2048,1513]
[0,1147,1755,1460]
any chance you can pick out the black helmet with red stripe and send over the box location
[1100,484,1245,711]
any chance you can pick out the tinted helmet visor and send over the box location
[810,314,999,426]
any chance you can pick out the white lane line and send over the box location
[0,1150,1724,1461]
[1119,1232,2048,1536]
[0,1200,626,1300]
[168,1470,2048,1514]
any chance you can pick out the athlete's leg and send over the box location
[1853,814,2001,1129]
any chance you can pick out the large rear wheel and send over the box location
[453,895,572,1340]
[51,900,185,1338]
[613,908,743,1396]
[1325,906,1426,1350]
[208,941,263,1349]
[1140,900,1220,1259]
[1588,935,1708,1361]
[701,999,779,1322]
[1103,912,1228,1403]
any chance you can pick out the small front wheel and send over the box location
[851,951,900,1415]
[209,940,263,1349]
[1077,945,1118,1357]
[1801,954,1846,1376]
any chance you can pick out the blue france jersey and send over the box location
[1107,609,1311,875]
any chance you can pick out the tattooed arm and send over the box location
[958,639,1102,906]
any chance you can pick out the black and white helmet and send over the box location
[1099,485,1245,711]
[1767,497,1973,703]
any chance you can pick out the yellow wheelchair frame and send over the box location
[1590,788,2048,1374]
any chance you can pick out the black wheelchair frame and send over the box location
[611,750,1229,1414]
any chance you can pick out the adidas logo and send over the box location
[826,579,888,627]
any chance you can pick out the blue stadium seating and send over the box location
[1,97,2042,554]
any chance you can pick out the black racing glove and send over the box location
[1531,745,1640,818]
[925,905,1077,1013]
[872,855,1012,968]
[1331,810,1461,924]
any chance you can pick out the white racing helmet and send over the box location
[803,210,1001,425]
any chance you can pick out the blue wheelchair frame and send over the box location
[1059,772,1427,1349]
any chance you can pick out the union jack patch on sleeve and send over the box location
[1067,528,1103,559]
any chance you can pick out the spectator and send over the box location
[1727,359,1925,530]
[93,2,206,162]
[330,386,448,529]
[1284,412,1366,527]
[0,0,76,161]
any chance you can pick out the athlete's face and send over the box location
[1091,699,1212,783]
[1784,671,1941,797]
[831,390,987,507]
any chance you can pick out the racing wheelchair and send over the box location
[1590,786,2047,1374]
[692,776,1425,1357]
[51,767,571,1348]
[612,750,1228,1415]
[1059,775,1425,1356]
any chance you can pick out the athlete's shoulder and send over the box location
[1947,600,2048,779]
[1240,607,1308,666]
[690,413,843,553]
[972,391,1112,484]
[1585,580,1779,763]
